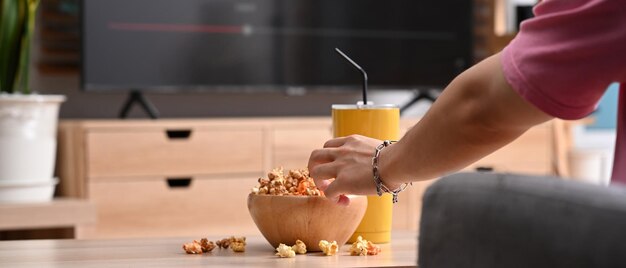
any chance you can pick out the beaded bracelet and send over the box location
[372,140,411,203]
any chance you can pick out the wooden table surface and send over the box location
[0,231,418,267]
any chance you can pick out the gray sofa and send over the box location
[418,172,626,268]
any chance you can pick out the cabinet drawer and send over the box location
[81,176,259,239]
[86,129,263,178]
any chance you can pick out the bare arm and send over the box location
[308,53,554,203]
[379,53,553,185]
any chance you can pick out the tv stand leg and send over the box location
[119,90,160,119]
[400,89,439,115]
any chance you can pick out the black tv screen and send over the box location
[82,0,473,92]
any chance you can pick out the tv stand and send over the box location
[119,90,160,119]
[56,118,559,238]
[400,89,440,115]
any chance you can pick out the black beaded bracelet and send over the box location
[372,140,411,203]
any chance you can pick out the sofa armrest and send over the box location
[419,172,626,268]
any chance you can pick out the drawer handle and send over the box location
[475,166,494,172]
[166,129,192,139]
[167,177,192,188]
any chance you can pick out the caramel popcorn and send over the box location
[231,241,246,252]
[252,168,323,196]
[200,238,216,253]
[319,240,339,256]
[275,243,296,258]
[292,239,307,254]
[366,240,381,255]
[182,240,203,254]
[215,237,231,249]
[216,236,247,252]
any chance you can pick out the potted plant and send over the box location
[0,0,65,202]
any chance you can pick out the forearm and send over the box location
[380,53,553,185]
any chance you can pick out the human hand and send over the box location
[308,135,385,205]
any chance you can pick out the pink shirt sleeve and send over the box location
[501,0,626,120]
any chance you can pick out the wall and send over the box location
[569,84,619,185]
[587,83,619,130]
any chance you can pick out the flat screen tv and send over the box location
[82,0,473,92]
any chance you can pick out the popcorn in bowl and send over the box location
[248,167,367,253]
[251,168,323,196]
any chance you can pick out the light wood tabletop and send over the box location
[0,231,418,267]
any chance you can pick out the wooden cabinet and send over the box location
[462,123,552,174]
[57,117,558,238]
[0,199,96,240]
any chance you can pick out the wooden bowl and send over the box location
[247,194,367,251]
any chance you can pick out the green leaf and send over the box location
[0,0,25,93]
[14,0,38,93]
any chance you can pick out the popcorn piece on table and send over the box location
[215,237,231,249]
[216,236,247,252]
[318,240,339,256]
[182,240,203,254]
[229,236,247,252]
[276,243,296,258]
[349,236,368,256]
[291,239,307,254]
[230,241,246,252]
[366,240,381,255]
[349,236,381,256]
[199,238,216,253]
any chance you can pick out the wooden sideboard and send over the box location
[0,199,96,240]
[57,117,560,239]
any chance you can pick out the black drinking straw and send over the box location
[335,48,368,105]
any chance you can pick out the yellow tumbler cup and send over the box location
[332,103,399,244]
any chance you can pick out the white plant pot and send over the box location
[0,94,65,185]
[0,178,59,203]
